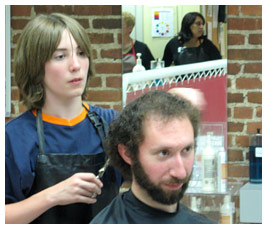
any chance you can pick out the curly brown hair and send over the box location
[104,90,201,180]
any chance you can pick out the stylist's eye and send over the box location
[55,54,65,60]
[78,50,86,57]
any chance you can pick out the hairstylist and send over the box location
[5,13,122,224]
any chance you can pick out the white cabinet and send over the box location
[240,183,262,223]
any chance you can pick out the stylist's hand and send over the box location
[168,87,206,111]
[46,173,103,206]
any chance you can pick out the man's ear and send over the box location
[118,144,132,165]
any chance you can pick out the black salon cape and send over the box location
[90,189,216,224]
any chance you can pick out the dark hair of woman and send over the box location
[178,12,206,43]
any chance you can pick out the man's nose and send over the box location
[169,154,187,179]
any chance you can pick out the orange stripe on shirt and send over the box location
[31,103,89,126]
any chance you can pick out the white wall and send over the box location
[122,5,143,41]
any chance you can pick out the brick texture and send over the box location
[241,5,262,16]
[244,63,262,73]
[228,164,249,178]
[234,107,253,119]
[249,34,262,45]
[228,49,262,61]
[227,93,244,103]
[11,5,32,16]
[236,78,262,89]
[227,122,244,132]
[227,18,262,30]
[247,92,262,104]
[86,90,121,102]
[227,5,262,189]
[228,34,245,45]
[227,63,241,75]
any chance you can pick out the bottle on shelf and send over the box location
[220,195,234,224]
[249,128,262,183]
[190,196,201,213]
[156,58,163,69]
[201,132,216,193]
[132,53,145,72]
[217,147,227,193]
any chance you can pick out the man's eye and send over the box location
[182,145,194,155]
[184,146,191,152]
[159,150,169,157]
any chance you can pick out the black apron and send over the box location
[174,45,210,66]
[29,107,118,224]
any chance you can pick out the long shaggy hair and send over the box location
[14,13,94,110]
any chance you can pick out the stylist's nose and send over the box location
[69,54,81,72]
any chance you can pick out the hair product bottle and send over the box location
[190,196,201,213]
[201,132,216,193]
[220,195,234,224]
[217,147,227,193]
[133,53,145,72]
[249,128,262,183]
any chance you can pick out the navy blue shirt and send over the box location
[5,104,122,203]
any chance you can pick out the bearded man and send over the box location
[90,90,215,224]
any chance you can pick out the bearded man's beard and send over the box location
[132,158,191,205]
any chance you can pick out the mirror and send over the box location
[121,5,228,202]
[122,5,227,71]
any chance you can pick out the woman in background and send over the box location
[122,11,155,72]
[163,12,221,67]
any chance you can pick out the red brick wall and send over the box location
[227,5,262,183]
[7,5,262,184]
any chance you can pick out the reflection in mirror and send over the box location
[122,11,155,73]
[162,11,222,67]
[121,6,229,217]
[122,5,227,72]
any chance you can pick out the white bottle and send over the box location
[190,196,201,213]
[201,132,216,193]
[220,195,233,224]
[156,58,162,69]
[217,147,228,193]
[132,53,145,72]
